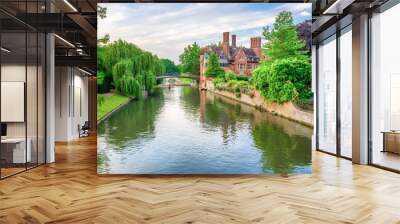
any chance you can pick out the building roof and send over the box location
[201,45,259,63]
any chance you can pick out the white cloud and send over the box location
[300,11,311,17]
[98,3,310,63]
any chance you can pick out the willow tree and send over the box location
[99,39,165,97]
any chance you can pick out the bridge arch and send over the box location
[156,74,200,80]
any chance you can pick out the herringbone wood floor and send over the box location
[1,135,400,224]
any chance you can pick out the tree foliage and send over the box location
[262,11,307,61]
[205,52,224,78]
[179,42,200,75]
[97,39,165,98]
[160,59,179,74]
[97,5,107,19]
[297,20,312,53]
[252,11,312,104]
[253,57,311,104]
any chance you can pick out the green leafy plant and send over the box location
[253,57,311,104]
[252,11,312,104]
[224,71,237,81]
[179,42,201,75]
[98,39,165,98]
[262,11,308,62]
[160,58,179,74]
[234,86,241,98]
[204,52,224,78]
[213,73,252,98]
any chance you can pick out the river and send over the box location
[97,86,312,174]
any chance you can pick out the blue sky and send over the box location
[98,3,311,63]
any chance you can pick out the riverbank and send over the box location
[205,80,314,127]
[97,92,131,121]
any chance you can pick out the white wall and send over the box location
[55,66,69,141]
[1,63,46,164]
[55,67,89,141]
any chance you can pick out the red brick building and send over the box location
[200,32,262,83]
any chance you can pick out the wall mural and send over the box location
[96,3,313,174]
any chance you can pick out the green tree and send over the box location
[262,11,307,61]
[160,59,179,74]
[252,11,312,104]
[177,64,185,74]
[97,45,113,93]
[97,39,164,97]
[204,52,224,78]
[179,42,200,75]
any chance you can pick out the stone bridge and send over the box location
[156,73,200,80]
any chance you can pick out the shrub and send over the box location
[253,57,312,104]
[234,86,241,98]
[213,72,254,98]
[236,75,249,81]
[224,72,237,81]
[97,71,113,93]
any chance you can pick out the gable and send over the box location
[234,49,248,63]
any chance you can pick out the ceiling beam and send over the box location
[55,55,96,71]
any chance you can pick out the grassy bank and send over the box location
[97,92,130,121]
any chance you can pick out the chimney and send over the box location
[223,32,229,44]
[222,32,230,58]
[250,37,262,58]
[231,34,236,48]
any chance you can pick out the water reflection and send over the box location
[98,87,312,174]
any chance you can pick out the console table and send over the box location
[381,131,400,154]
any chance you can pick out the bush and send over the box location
[236,75,249,81]
[234,86,241,98]
[224,72,237,81]
[252,57,312,104]
[213,75,252,98]
[97,71,113,93]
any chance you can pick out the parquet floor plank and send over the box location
[0,135,399,223]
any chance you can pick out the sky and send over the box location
[98,3,311,64]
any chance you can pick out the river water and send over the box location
[97,86,312,174]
